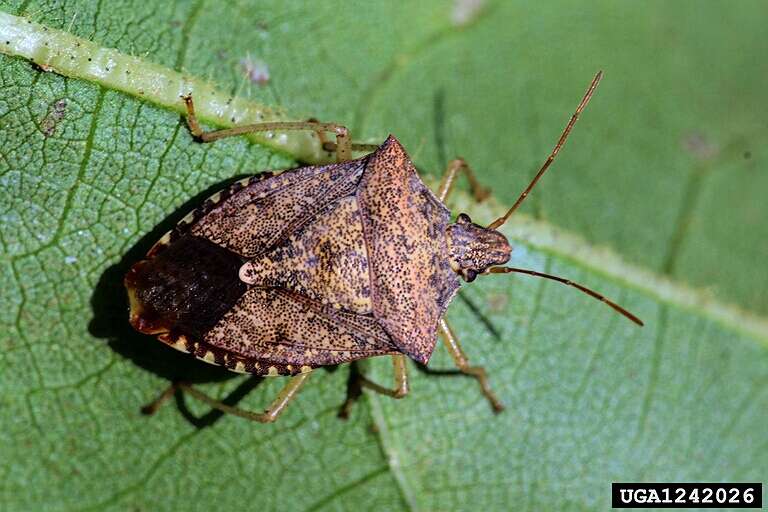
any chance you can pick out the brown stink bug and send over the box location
[126,71,642,423]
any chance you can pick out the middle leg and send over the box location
[356,354,409,399]
[338,355,409,417]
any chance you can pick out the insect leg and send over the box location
[438,318,504,413]
[304,118,378,155]
[357,354,409,399]
[436,158,490,203]
[181,95,354,162]
[141,381,179,415]
[321,141,379,154]
[143,373,311,423]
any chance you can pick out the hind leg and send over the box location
[142,372,311,423]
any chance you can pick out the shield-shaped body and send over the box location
[125,136,460,376]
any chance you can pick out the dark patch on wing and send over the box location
[126,234,247,339]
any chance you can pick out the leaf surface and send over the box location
[1,2,766,510]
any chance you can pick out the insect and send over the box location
[125,71,642,423]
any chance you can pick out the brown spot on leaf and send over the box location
[40,99,67,137]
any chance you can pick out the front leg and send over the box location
[438,318,504,413]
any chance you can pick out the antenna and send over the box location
[487,71,603,230]
[485,266,643,326]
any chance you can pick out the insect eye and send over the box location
[457,213,472,224]
[464,269,477,282]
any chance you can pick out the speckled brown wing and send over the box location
[240,196,373,314]
[169,158,368,258]
[128,156,389,376]
[357,136,460,364]
[176,286,398,376]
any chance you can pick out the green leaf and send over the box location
[1,2,766,511]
